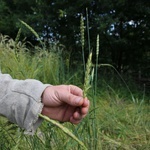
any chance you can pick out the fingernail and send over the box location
[75,97,82,105]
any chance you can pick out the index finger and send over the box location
[69,85,83,97]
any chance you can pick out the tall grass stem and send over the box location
[86,8,91,53]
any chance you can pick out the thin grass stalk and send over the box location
[20,20,43,47]
[80,14,85,73]
[86,8,91,53]
[82,51,93,149]
[141,84,145,103]
[35,132,45,145]
[95,34,99,96]
[93,34,99,111]
[93,34,100,150]
[15,28,22,44]
[39,114,87,150]
[98,64,135,103]
[14,28,22,61]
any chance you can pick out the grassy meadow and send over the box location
[0,34,150,150]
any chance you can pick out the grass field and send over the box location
[0,35,150,150]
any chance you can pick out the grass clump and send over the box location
[0,34,70,84]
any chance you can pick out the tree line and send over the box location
[0,0,150,77]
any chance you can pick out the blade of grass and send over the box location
[98,64,135,103]
[39,114,87,150]
[20,20,43,47]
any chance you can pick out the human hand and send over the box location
[41,85,90,124]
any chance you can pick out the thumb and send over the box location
[61,93,84,106]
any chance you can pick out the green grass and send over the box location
[0,35,150,150]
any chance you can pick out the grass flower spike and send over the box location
[83,52,93,98]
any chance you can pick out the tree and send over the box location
[0,0,149,75]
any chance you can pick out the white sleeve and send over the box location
[0,73,50,134]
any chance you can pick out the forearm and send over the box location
[0,73,49,134]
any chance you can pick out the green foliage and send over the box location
[0,34,150,149]
[0,0,149,76]
[0,0,150,144]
